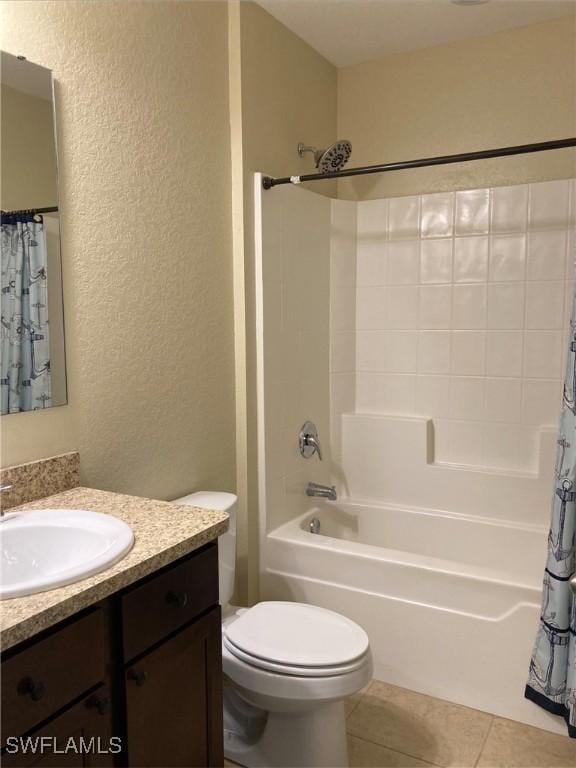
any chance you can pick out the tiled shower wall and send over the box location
[331,180,575,472]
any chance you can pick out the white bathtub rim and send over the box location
[269,510,545,595]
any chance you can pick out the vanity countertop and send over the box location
[0,487,229,651]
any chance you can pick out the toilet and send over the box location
[174,491,372,768]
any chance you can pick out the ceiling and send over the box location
[255,0,576,67]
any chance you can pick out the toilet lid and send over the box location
[223,602,369,669]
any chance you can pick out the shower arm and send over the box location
[262,137,576,189]
[297,143,323,166]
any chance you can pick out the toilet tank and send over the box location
[173,491,237,607]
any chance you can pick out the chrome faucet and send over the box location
[306,482,337,501]
[299,421,323,461]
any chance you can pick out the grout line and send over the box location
[347,732,442,768]
[474,716,495,768]
[346,681,374,720]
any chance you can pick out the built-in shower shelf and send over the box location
[339,412,557,527]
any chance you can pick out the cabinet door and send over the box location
[125,607,223,768]
[2,686,116,768]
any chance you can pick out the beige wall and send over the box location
[0,1,236,503]
[1,83,58,210]
[338,17,576,200]
[230,1,337,600]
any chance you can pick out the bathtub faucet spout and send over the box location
[306,482,337,501]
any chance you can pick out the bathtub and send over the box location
[261,499,565,734]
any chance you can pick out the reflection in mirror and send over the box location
[1,51,67,414]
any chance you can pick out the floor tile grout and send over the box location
[347,730,444,767]
[346,681,375,721]
[474,716,495,768]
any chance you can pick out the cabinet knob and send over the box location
[87,695,111,716]
[18,676,46,702]
[127,668,147,687]
[166,590,188,608]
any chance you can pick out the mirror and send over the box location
[1,51,67,414]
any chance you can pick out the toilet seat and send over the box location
[223,635,369,677]
[222,601,370,678]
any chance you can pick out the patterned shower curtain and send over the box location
[0,215,52,414]
[526,281,576,736]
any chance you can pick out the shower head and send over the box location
[298,140,353,174]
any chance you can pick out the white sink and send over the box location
[0,509,134,600]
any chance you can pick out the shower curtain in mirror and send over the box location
[526,279,576,736]
[0,215,52,414]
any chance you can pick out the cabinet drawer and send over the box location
[1,608,108,742]
[122,544,218,661]
[2,684,115,767]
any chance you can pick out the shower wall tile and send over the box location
[529,180,571,230]
[387,241,419,284]
[451,331,486,376]
[388,196,420,240]
[330,200,358,463]
[357,286,387,329]
[523,331,563,379]
[486,284,525,330]
[449,377,485,421]
[524,282,565,330]
[357,198,387,237]
[418,331,451,374]
[455,189,490,235]
[488,235,526,281]
[484,378,522,423]
[331,372,356,461]
[346,179,575,471]
[418,285,452,329]
[385,331,419,373]
[384,286,419,329]
[331,331,356,373]
[454,236,489,282]
[452,284,487,330]
[356,373,416,415]
[419,285,452,329]
[448,420,484,465]
[491,184,528,233]
[357,241,386,286]
[357,330,388,371]
[486,332,523,377]
[415,375,451,419]
[420,238,453,283]
[527,230,567,280]
[521,380,563,426]
[421,192,454,238]
[332,282,357,330]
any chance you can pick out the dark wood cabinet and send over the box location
[125,608,223,767]
[1,543,223,768]
[2,686,115,768]
[2,608,110,742]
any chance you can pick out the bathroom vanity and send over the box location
[0,469,229,768]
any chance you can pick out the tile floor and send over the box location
[225,679,576,768]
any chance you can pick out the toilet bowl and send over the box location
[174,491,372,767]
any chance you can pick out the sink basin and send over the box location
[0,509,134,600]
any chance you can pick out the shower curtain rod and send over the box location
[1,206,58,215]
[261,138,576,190]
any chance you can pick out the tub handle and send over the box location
[299,421,323,461]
